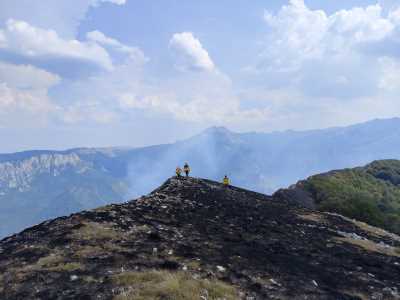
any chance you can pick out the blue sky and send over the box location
[0,0,399,152]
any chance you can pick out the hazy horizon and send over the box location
[1,117,399,154]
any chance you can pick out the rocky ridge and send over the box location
[0,153,90,192]
[0,177,400,299]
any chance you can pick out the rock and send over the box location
[70,275,78,281]
[269,279,281,286]
[216,266,226,272]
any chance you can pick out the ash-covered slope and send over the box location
[1,177,400,299]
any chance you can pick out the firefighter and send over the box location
[223,175,230,186]
[183,162,190,177]
[176,166,182,177]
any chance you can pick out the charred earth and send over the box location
[0,177,399,299]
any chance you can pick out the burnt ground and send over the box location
[0,177,400,299]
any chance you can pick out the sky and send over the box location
[0,0,400,152]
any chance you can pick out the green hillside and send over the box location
[295,160,400,234]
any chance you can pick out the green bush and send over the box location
[303,160,400,234]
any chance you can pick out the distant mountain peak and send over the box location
[202,126,234,136]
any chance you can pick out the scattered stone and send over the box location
[216,265,226,272]
[269,279,281,286]
[70,275,78,281]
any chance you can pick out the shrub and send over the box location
[303,162,400,234]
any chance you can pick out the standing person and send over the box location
[176,166,182,178]
[223,175,230,186]
[183,162,190,177]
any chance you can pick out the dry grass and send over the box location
[36,253,64,267]
[352,219,400,241]
[34,253,83,272]
[112,270,239,300]
[75,241,126,259]
[335,237,400,257]
[83,276,97,283]
[327,213,400,241]
[342,291,369,300]
[3,251,84,287]
[47,262,83,272]
[70,222,124,241]
[185,260,201,270]
[0,274,3,293]
[298,213,327,224]
[74,245,105,258]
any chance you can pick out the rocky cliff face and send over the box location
[0,153,89,192]
[1,177,399,299]
[0,149,129,238]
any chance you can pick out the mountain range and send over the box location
[2,117,400,238]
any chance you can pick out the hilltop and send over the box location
[1,177,399,299]
[275,160,400,235]
[3,118,400,239]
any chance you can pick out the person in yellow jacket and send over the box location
[223,175,230,186]
[176,166,182,177]
[183,162,190,177]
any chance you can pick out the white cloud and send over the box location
[234,0,400,132]
[330,5,394,42]
[170,32,215,72]
[0,82,56,113]
[0,61,60,89]
[0,30,6,47]
[0,62,59,113]
[262,1,397,73]
[0,0,127,39]
[255,0,400,97]
[378,57,400,91]
[0,19,113,71]
[92,0,127,6]
[117,70,267,124]
[61,101,118,124]
[389,7,400,24]
[86,30,148,64]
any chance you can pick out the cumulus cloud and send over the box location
[0,19,113,71]
[0,0,127,38]
[117,70,267,124]
[86,30,148,64]
[254,0,400,99]
[169,32,215,72]
[262,1,396,72]
[0,61,60,89]
[232,0,400,132]
[0,62,59,113]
